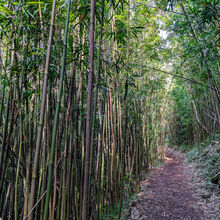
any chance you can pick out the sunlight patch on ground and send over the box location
[165,156,173,162]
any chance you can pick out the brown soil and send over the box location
[126,149,206,220]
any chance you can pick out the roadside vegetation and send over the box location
[187,136,220,219]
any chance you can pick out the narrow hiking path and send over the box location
[127,149,206,220]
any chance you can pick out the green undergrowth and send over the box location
[103,193,137,220]
[180,144,194,153]
[106,157,165,219]
[171,144,194,153]
[187,134,220,190]
[102,173,138,220]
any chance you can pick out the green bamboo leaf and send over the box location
[0,5,14,15]
[26,1,45,4]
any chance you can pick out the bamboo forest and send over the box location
[0,0,219,219]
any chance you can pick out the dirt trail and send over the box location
[127,149,205,220]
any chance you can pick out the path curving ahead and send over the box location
[127,149,205,220]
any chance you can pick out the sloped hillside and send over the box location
[188,140,220,220]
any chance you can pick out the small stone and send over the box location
[130,200,137,207]
[200,193,211,199]
[130,207,140,220]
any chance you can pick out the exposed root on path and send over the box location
[126,148,205,220]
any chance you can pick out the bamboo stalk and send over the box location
[43,1,71,219]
